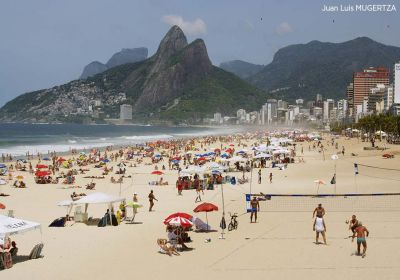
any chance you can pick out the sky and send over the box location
[0,0,399,106]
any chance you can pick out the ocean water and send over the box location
[0,123,239,156]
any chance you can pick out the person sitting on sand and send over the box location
[157,238,180,256]
[9,241,18,257]
[0,237,11,250]
[167,226,190,250]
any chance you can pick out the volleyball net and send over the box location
[355,163,400,182]
[245,193,400,212]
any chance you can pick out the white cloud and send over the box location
[276,22,293,35]
[161,15,207,36]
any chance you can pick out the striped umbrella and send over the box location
[165,216,193,228]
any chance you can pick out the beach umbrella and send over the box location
[42,157,50,161]
[165,216,193,228]
[125,201,143,208]
[35,170,51,177]
[163,212,193,224]
[194,202,218,231]
[151,170,164,175]
[36,164,48,169]
[0,164,7,168]
[314,179,326,194]
[197,157,206,161]
[0,203,5,209]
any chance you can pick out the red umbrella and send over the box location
[172,156,181,161]
[35,170,51,177]
[194,202,218,212]
[193,202,218,231]
[197,157,206,161]
[36,164,48,169]
[163,212,193,224]
[151,170,164,175]
[0,203,5,209]
[165,216,193,228]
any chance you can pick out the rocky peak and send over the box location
[155,25,188,60]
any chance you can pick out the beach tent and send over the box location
[72,192,124,205]
[70,192,125,226]
[0,215,41,247]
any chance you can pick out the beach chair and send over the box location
[29,243,44,259]
[7,210,14,218]
[0,252,13,269]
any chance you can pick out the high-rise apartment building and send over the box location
[352,67,390,110]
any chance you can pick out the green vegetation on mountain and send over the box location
[219,60,264,79]
[248,37,400,102]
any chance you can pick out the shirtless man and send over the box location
[348,215,359,234]
[352,221,369,257]
[250,196,260,223]
[312,204,325,218]
[148,190,158,212]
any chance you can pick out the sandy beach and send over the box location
[1,132,400,280]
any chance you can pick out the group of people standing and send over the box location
[312,204,369,257]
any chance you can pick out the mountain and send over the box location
[219,60,264,79]
[0,26,267,124]
[79,48,148,79]
[80,61,108,79]
[105,47,148,68]
[248,37,400,101]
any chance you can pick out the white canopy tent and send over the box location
[59,192,125,225]
[0,215,41,247]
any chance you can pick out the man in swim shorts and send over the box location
[352,221,369,257]
[250,196,260,223]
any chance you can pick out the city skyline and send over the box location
[1,0,399,106]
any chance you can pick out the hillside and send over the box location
[219,60,264,79]
[248,37,400,101]
[0,26,267,124]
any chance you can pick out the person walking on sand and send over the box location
[269,172,273,184]
[258,169,262,184]
[313,216,327,245]
[250,196,260,223]
[352,221,369,258]
[148,190,158,212]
